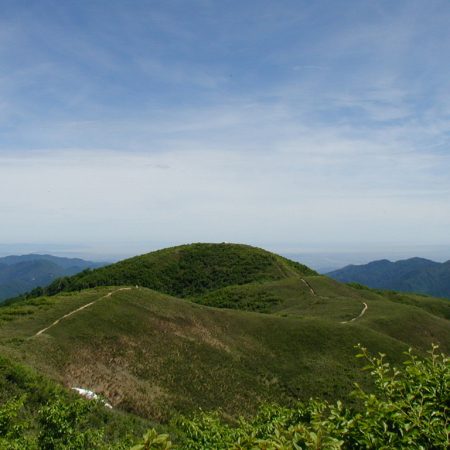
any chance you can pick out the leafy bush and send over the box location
[0,395,33,449]
[131,429,172,450]
[37,396,104,449]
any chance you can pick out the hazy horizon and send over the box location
[1,241,449,273]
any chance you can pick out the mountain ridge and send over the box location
[0,254,105,301]
[327,257,450,299]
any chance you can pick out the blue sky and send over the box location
[1,0,450,265]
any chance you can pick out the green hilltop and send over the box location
[39,243,316,298]
[0,243,449,446]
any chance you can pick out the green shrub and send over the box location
[131,429,172,450]
[37,396,104,449]
[0,395,33,449]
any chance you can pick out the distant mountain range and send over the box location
[0,254,105,301]
[327,257,450,299]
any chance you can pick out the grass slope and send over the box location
[0,282,448,423]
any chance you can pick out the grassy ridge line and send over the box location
[193,275,450,346]
[26,243,316,299]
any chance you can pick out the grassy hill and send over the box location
[328,257,450,299]
[0,243,448,441]
[39,243,316,298]
[0,287,425,420]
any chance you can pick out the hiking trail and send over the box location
[340,302,368,324]
[301,278,316,296]
[33,287,132,337]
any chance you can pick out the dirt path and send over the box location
[33,287,132,338]
[301,278,316,296]
[340,302,368,324]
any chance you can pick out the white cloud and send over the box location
[1,136,448,250]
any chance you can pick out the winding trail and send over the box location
[301,278,316,296]
[33,287,132,338]
[340,302,368,324]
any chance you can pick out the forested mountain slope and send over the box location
[0,254,104,301]
[327,257,450,299]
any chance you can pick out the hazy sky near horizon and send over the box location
[1,0,450,260]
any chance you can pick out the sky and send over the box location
[1,0,450,267]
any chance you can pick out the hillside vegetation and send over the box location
[0,257,448,420]
[0,353,150,449]
[137,345,449,449]
[38,243,316,298]
[0,243,448,447]
[0,286,405,421]
[2,344,448,448]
